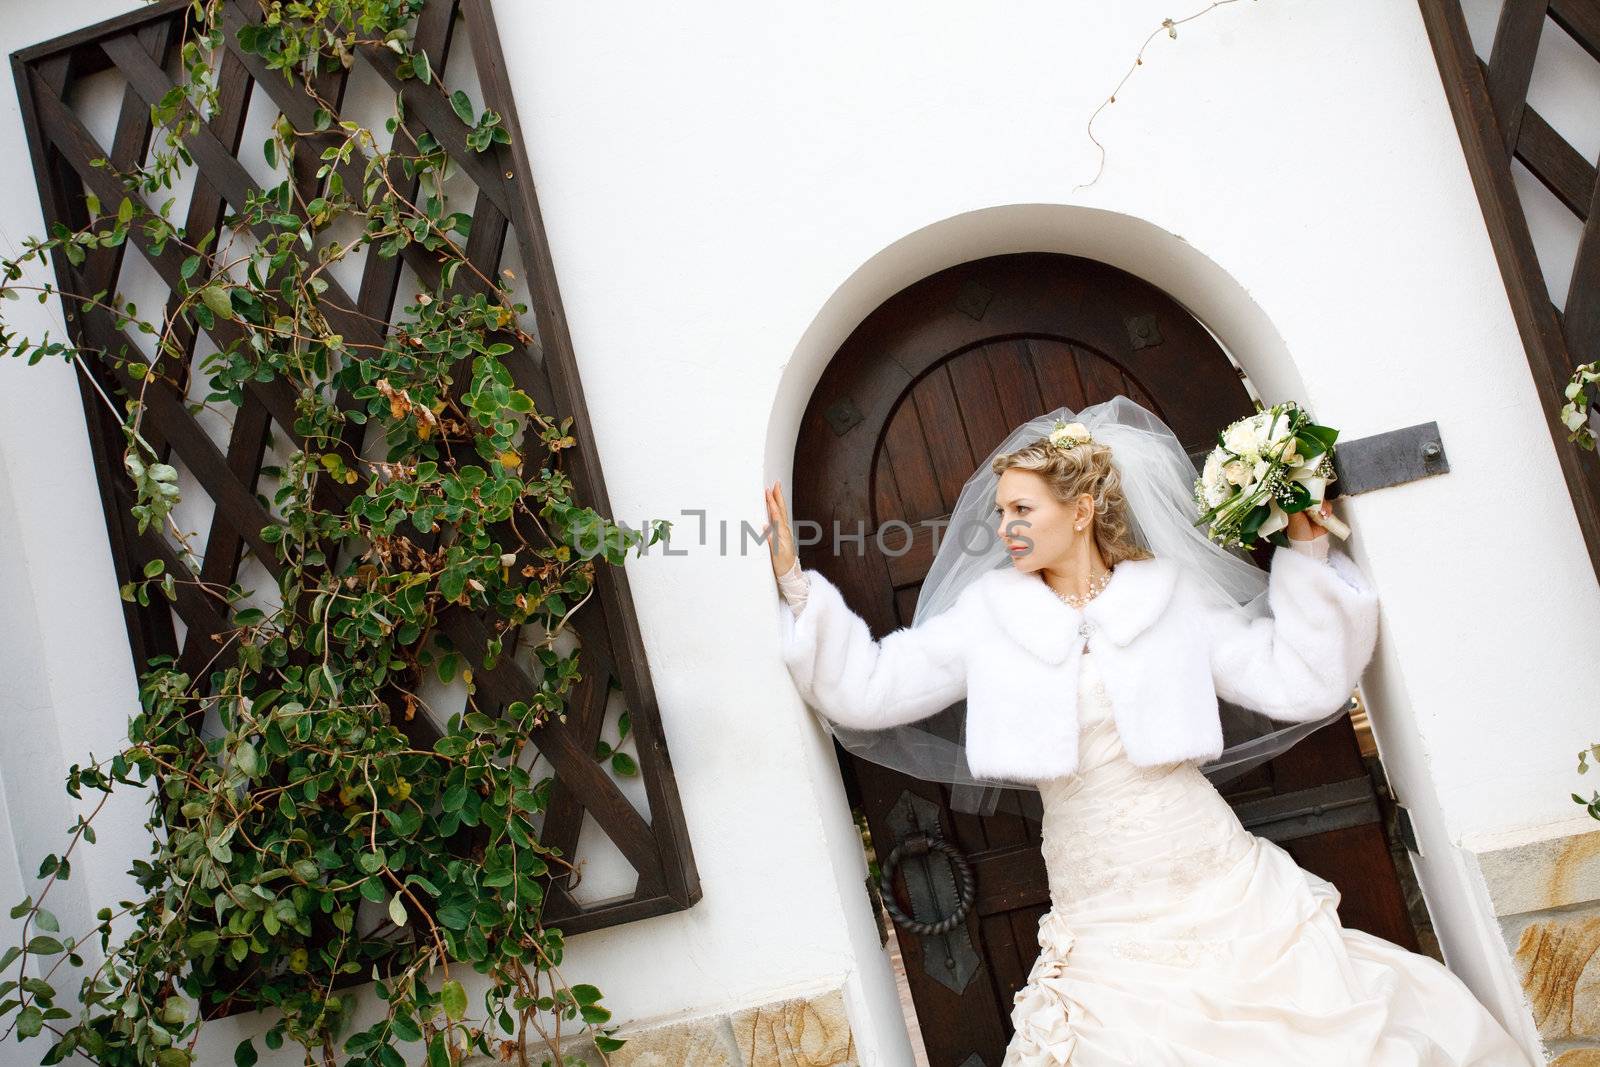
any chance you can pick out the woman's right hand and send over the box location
[763,479,798,579]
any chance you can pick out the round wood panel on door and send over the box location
[790,252,1413,1066]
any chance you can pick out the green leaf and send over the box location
[26,935,64,955]
[200,285,234,321]
[17,1005,43,1038]
[441,978,467,1021]
[234,1039,259,1067]
[117,197,133,226]
[388,892,408,927]
[390,1012,422,1042]
[450,90,475,126]
[40,1033,75,1065]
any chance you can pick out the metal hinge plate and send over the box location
[1233,775,1381,844]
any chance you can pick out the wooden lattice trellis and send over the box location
[1420,0,1600,582]
[10,0,699,939]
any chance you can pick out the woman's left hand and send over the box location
[1286,499,1333,541]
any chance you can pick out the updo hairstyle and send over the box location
[989,435,1153,566]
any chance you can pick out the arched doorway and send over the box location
[790,251,1415,1066]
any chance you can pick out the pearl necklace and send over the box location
[1051,567,1113,609]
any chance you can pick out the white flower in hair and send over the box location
[1048,420,1094,451]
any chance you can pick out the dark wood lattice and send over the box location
[1420,0,1600,582]
[10,0,699,937]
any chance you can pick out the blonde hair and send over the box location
[990,437,1153,566]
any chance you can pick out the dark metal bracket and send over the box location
[1233,775,1382,844]
[1394,805,1421,855]
[1330,420,1448,494]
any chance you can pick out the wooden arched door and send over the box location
[790,252,1414,1066]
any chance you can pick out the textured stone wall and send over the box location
[1470,818,1600,1061]
[474,986,858,1067]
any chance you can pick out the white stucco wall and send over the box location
[1,0,1584,1063]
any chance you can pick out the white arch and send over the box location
[765,202,1309,479]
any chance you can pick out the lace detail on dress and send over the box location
[1037,652,1250,907]
[1005,648,1259,1062]
[1112,925,1233,969]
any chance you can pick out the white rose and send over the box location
[1223,421,1261,458]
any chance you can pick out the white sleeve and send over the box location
[776,567,971,731]
[1196,541,1379,723]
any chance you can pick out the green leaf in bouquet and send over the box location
[1239,505,1269,543]
[1299,423,1339,452]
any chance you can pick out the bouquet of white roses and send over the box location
[1193,401,1348,549]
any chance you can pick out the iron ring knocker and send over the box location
[877,831,977,937]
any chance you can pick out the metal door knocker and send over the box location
[878,831,977,936]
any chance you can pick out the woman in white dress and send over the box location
[762,404,1534,1067]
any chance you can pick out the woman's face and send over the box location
[993,469,1091,574]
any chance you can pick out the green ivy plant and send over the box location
[1559,371,1600,821]
[1574,744,1600,822]
[0,1,666,1064]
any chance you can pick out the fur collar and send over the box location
[976,555,1180,663]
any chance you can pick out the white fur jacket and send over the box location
[775,538,1380,782]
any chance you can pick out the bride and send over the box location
[762,397,1533,1067]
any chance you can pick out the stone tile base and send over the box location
[474,985,857,1067]
[1465,815,1600,1061]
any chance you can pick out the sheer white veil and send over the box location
[823,395,1348,822]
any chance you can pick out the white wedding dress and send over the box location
[1001,645,1534,1067]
